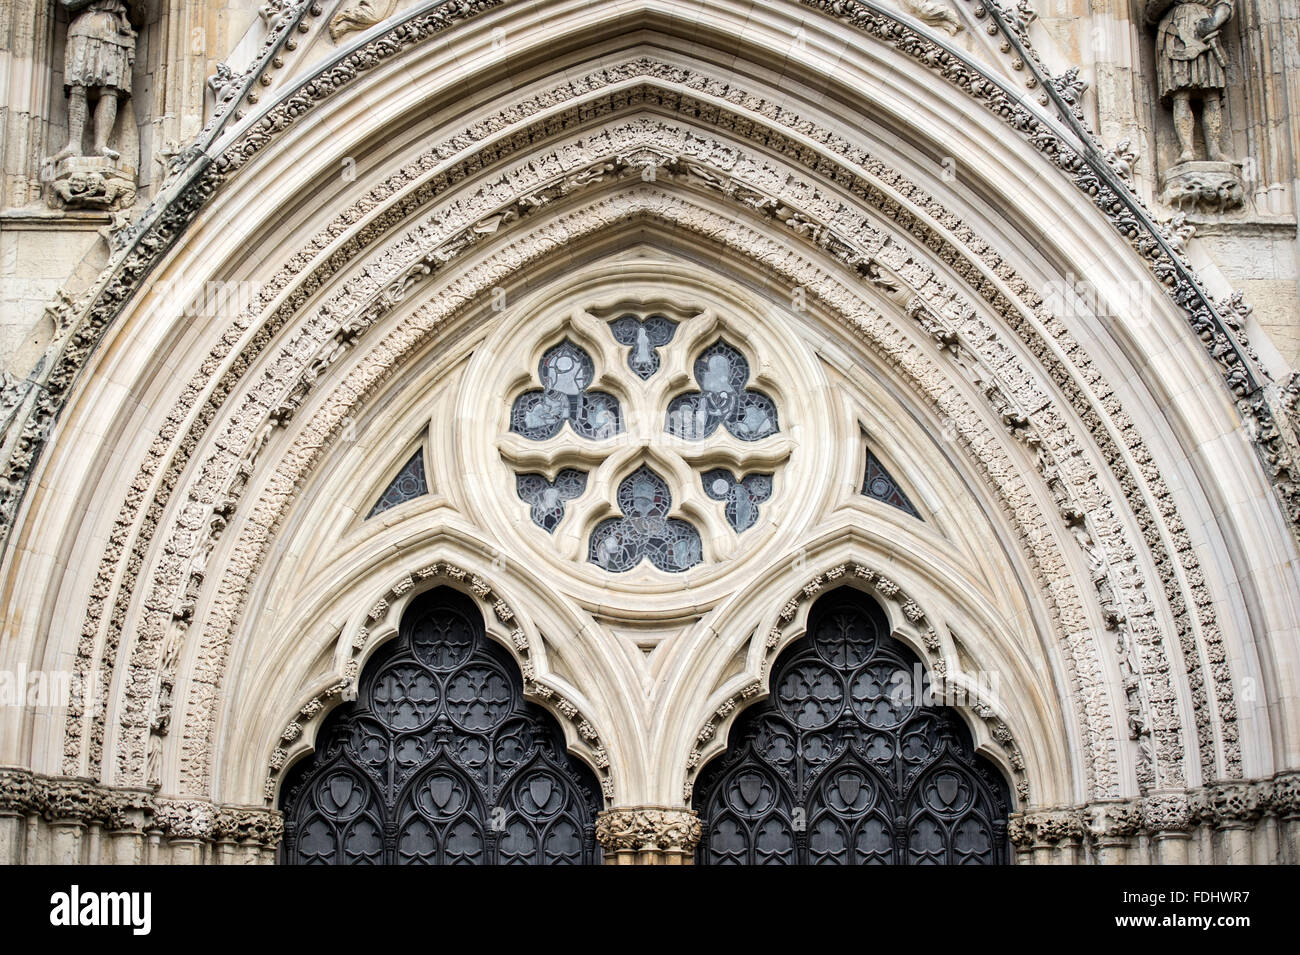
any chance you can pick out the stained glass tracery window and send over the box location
[588,465,702,573]
[280,588,602,865]
[608,313,677,379]
[367,448,429,518]
[702,469,773,532]
[862,447,922,519]
[516,469,587,532]
[510,341,623,441]
[665,340,778,442]
[693,589,1009,864]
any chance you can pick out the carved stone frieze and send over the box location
[0,768,281,846]
[595,806,702,855]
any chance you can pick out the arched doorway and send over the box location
[693,588,1010,864]
[279,587,603,864]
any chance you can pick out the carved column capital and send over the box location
[1269,771,1300,819]
[1085,800,1144,843]
[212,806,284,847]
[595,806,701,864]
[1008,809,1085,847]
[1202,781,1270,829]
[1142,791,1192,833]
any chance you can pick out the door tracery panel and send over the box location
[693,588,1010,864]
[280,587,602,864]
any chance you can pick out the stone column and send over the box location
[1272,772,1300,865]
[595,807,701,865]
[0,811,23,864]
[0,768,36,864]
[1086,800,1142,865]
[47,818,86,864]
[1207,782,1265,864]
[1142,791,1191,864]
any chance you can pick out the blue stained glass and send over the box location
[367,449,429,518]
[516,469,587,532]
[608,313,677,379]
[665,340,778,442]
[862,448,922,519]
[702,469,773,532]
[510,341,623,441]
[589,466,702,573]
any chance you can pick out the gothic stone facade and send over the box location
[1,0,1299,865]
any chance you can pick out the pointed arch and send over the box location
[693,585,1011,864]
[279,585,603,864]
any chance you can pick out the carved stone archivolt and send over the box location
[0,1,1290,867]
[161,188,1126,805]
[49,56,1244,808]
[71,104,1164,795]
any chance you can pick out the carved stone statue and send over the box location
[329,0,396,43]
[44,1,140,212]
[1145,1,1242,211]
[51,0,137,162]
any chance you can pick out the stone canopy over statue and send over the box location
[44,0,142,212]
[1144,0,1242,211]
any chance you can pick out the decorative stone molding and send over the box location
[50,59,1238,800]
[261,560,615,803]
[1141,791,1192,833]
[166,187,1124,803]
[1010,773,1300,863]
[595,806,702,863]
[0,768,281,863]
[6,2,1284,581]
[0,8,1257,818]
[96,103,1174,798]
[687,559,1032,805]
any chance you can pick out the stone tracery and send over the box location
[55,82,1237,805]
[0,0,1294,867]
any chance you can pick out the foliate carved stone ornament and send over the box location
[1141,791,1192,833]
[32,55,1237,805]
[0,768,282,854]
[0,11,1248,810]
[595,807,702,858]
[1007,809,1085,848]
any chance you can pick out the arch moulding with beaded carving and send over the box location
[2,0,1297,867]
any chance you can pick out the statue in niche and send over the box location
[43,1,141,212]
[1144,1,1243,211]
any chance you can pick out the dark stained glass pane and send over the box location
[862,447,922,519]
[281,588,602,864]
[693,589,1009,864]
[367,449,428,518]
